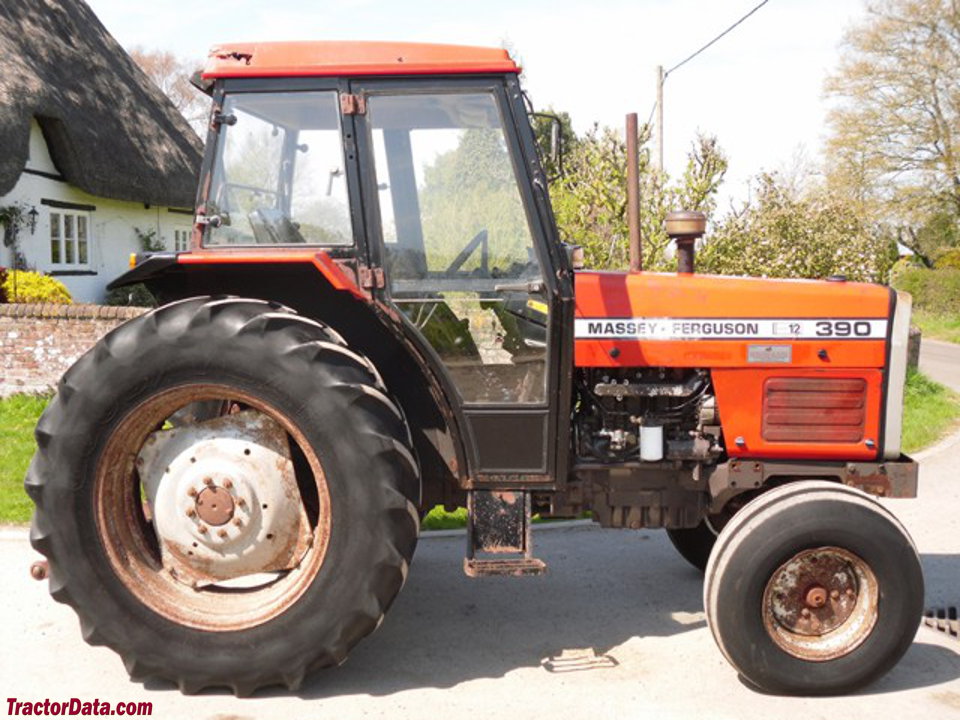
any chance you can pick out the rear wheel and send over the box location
[704,481,923,695]
[27,297,420,695]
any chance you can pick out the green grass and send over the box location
[420,505,586,531]
[913,310,960,344]
[0,394,49,524]
[901,369,960,453]
[421,505,469,530]
[1,372,957,526]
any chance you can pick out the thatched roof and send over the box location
[0,0,203,208]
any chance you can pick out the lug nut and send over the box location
[237,497,247,507]
[846,588,855,597]
[218,529,228,539]
[197,524,207,534]
[830,589,840,600]
[223,479,233,489]
[187,488,197,497]
[233,517,243,527]
[185,508,196,518]
[800,608,811,618]
[30,560,49,581]
[203,477,214,486]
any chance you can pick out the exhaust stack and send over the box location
[665,210,706,274]
[626,113,642,272]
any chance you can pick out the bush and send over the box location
[698,174,895,283]
[1,270,71,304]
[888,255,926,283]
[105,282,157,308]
[934,248,960,270]
[892,267,960,311]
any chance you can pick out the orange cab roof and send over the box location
[202,41,519,79]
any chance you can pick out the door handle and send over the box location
[493,280,544,293]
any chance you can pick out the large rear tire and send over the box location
[27,297,420,695]
[704,481,923,695]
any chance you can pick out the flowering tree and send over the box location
[698,173,896,283]
[549,123,727,271]
[824,0,960,266]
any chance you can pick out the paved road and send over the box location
[920,339,960,394]
[3,432,959,719]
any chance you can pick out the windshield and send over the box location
[205,90,352,246]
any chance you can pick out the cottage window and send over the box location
[173,228,190,252]
[50,211,91,268]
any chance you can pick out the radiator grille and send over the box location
[762,378,866,443]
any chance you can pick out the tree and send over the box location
[419,127,531,271]
[698,172,896,283]
[824,0,960,265]
[549,122,727,271]
[128,46,208,137]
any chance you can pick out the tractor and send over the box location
[27,41,923,696]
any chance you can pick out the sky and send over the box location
[85,0,868,209]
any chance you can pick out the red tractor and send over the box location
[28,42,922,696]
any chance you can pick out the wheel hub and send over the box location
[763,546,879,661]
[137,410,313,585]
[195,486,236,526]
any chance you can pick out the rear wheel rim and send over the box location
[94,383,332,632]
[762,546,879,661]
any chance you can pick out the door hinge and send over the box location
[340,93,367,115]
[358,266,385,289]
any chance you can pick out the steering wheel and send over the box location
[444,229,489,275]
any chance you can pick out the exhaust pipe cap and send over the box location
[665,210,707,238]
[665,210,706,274]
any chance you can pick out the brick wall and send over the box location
[0,304,147,397]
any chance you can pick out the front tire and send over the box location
[704,481,923,695]
[27,297,420,695]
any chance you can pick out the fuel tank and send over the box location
[574,271,906,462]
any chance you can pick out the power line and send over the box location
[651,0,772,171]
[664,0,772,79]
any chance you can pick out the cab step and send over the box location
[464,489,546,577]
[464,557,546,577]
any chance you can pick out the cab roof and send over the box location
[202,41,519,79]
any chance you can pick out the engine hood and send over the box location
[573,270,893,369]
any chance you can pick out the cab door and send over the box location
[354,78,562,479]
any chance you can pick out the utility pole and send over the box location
[655,65,664,173]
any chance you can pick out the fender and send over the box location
[108,249,365,300]
[107,249,474,495]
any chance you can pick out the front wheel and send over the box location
[27,297,420,695]
[704,481,923,695]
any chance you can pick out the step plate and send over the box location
[464,557,547,577]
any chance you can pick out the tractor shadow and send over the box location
[293,524,709,698]
[150,532,960,699]
[288,541,960,700]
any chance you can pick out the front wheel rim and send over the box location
[762,546,879,661]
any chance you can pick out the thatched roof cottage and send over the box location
[0,0,203,302]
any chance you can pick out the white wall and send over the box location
[0,120,194,303]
